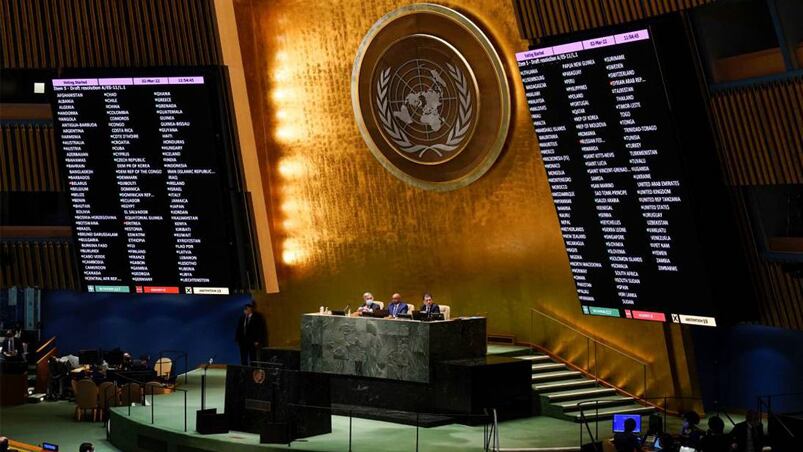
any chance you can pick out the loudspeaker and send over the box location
[260,422,291,443]
[196,408,229,434]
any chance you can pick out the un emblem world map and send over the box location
[352,4,510,190]
[374,38,477,165]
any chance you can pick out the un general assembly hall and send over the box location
[0,0,801,451]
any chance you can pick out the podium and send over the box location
[223,364,331,442]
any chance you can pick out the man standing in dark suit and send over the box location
[730,410,765,452]
[419,293,440,315]
[235,303,266,365]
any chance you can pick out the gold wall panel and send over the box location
[233,0,696,399]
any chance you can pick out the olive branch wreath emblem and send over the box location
[375,63,472,158]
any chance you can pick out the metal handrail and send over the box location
[529,307,647,366]
[110,369,190,432]
[158,349,189,385]
[577,400,602,452]
[285,401,495,450]
[757,392,801,440]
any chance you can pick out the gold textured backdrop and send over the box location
[231,0,697,399]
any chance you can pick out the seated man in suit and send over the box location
[613,417,641,452]
[387,293,408,318]
[419,293,440,315]
[357,292,381,314]
[730,410,765,452]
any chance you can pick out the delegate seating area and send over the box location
[65,355,177,422]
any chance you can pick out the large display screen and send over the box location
[50,68,258,295]
[516,17,754,326]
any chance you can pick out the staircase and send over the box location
[514,352,654,422]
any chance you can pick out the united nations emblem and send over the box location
[252,368,266,384]
[375,35,477,165]
[353,4,510,191]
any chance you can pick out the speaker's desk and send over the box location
[300,313,486,383]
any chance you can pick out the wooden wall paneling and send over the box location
[564,1,582,31]
[1,0,222,69]
[733,91,766,184]
[9,243,18,287]
[762,88,795,182]
[0,127,10,191]
[138,0,153,65]
[724,94,752,185]
[35,242,46,289]
[47,126,60,191]
[86,0,101,67]
[0,241,81,289]
[20,0,35,67]
[41,240,52,288]
[552,0,571,35]
[603,0,623,24]
[1,243,8,287]
[201,0,221,64]
[22,242,33,287]
[65,242,77,289]
[0,0,9,67]
[525,0,544,41]
[776,85,802,181]
[750,88,780,183]
[0,243,7,287]
[511,0,714,41]
[34,126,48,191]
[27,127,39,191]
[711,80,803,186]
[13,126,27,190]
[0,125,60,192]
[534,1,553,38]
[44,242,56,289]
[19,0,31,67]
[157,0,172,64]
[511,0,527,39]
[50,242,60,289]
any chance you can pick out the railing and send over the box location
[577,395,741,449]
[528,307,649,397]
[158,349,189,385]
[283,401,499,452]
[757,391,802,447]
[102,368,190,433]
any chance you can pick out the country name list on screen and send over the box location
[516,29,715,325]
[52,75,232,296]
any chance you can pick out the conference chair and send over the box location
[74,379,99,422]
[154,357,173,381]
[97,381,117,420]
[406,304,415,315]
[440,305,451,320]
[119,382,143,406]
[375,301,385,310]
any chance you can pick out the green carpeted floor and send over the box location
[0,360,740,452]
[0,398,119,451]
[110,369,600,451]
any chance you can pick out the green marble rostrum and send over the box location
[300,314,486,383]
